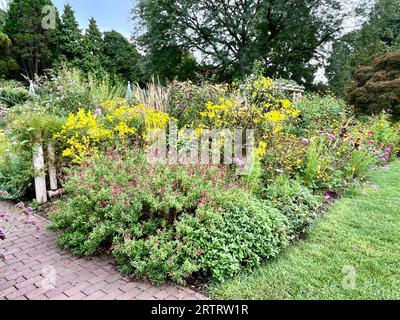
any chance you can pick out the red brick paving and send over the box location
[0,202,207,300]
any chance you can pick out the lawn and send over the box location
[211,162,400,300]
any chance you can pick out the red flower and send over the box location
[369,131,375,136]
[100,200,107,208]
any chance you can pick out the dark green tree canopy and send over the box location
[81,17,104,73]
[57,4,83,63]
[103,30,143,82]
[134,0,343,85]
[327,0,400,97]
[346,50,400,115]
[3,0,58,78]
[84,18,103,57]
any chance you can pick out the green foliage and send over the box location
[174,190,289,282]
[102,31,143,82]
[328,0,400,97]
[167,81,227,128]
[296,94,348,132]
[212,161,400,300]
[142,46,198,83]
[80,18,105,74]
[50,150,288,283]
[56,4,83,65]
[3,0,58,78]
[0,81,29,107]
[346,50,400,115]
[0,31,18,77]
[34,67,125,115]
[135,0,343,86]
[0,133,32,200]
[261,175,322,241]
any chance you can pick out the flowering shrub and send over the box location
[54,98,175,162]
[50,150,288,283]
[4,71,394,285]
[296,94,348,133]
[168,80,227,128]
[302,120,397,191]
[260,133,308,182]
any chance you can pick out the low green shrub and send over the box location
[173,190,289,282]
[0,129,32,200]
[0,84,30,108]
[50,150,289,284]
[261,175,322,240]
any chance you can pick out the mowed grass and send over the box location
[211,162,400,300]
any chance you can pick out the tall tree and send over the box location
[346,50,400,115]
[56,4,83,64]
[134,0,343,85]
[3,0,58,78]
[81,17,104,73]
[103,30,143,82]
[327,0,400,97]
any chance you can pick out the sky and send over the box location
[53,0,135,38]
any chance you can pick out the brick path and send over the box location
[0,202,207,300]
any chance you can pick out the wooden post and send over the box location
[32,132,47,204]
[47,143,58,191]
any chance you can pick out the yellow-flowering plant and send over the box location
[55,98,175,163]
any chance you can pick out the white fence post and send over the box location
[47,143,58,191]
[32,132,47,204]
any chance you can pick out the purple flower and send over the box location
[234,157,246,168]
[301,138,311,145]
[324,191,338,202]
[26,207,34,215]
[327,133,336,141]
[95,108,103,116]
[178,101,185,109]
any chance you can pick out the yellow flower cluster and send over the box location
[54,109,113,162]
[135,105,176,132]
[55,99,175,162]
